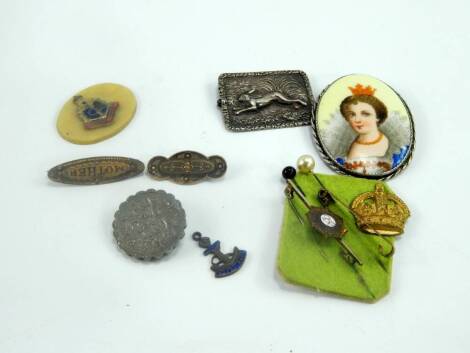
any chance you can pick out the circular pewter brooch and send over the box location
[113,189,186,261]
[312,74,415,180]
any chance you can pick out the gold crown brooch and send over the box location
[351,183,410,236]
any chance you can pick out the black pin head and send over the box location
[282,166,297,180]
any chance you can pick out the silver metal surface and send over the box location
[218,70,314,132]
[113,189,186,261]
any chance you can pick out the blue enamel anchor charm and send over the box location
[192,232,246,278]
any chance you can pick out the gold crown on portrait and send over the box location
[351,183,410,236]
[348,83,376,96]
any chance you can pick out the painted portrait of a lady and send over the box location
[315,75,413,178]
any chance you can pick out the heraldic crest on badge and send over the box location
[73,95,119,129]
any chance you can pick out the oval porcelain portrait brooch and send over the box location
[312,74,415,179]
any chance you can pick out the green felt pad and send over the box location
[277,173,395,303]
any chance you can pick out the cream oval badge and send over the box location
[56,83,137,145]
[313,74,415,180]
[48,157,144,185]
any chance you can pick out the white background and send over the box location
[1,1,469,352]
